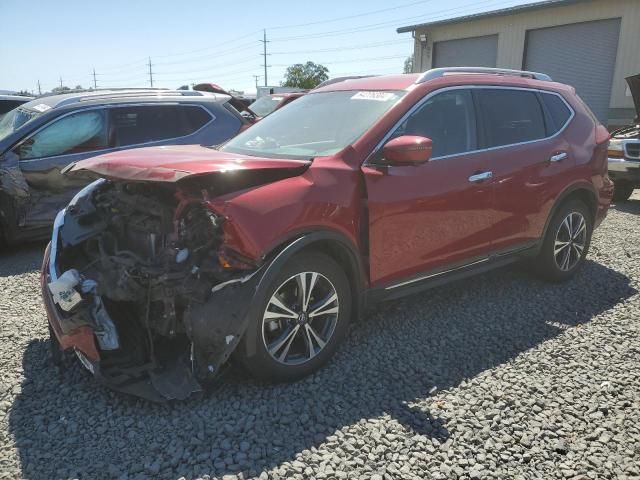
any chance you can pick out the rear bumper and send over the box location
[608,158,640,185]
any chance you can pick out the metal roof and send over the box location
[397,0,587,33]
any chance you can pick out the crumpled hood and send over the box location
[66,145,310,182]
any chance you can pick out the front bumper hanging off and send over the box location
[42,231,265,402]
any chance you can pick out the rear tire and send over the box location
[613,181,634,202]
[533,200,592,283]
[238,252,351,382]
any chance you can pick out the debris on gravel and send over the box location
[1,195,639,480]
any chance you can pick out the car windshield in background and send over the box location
[0,108,41,141]
[249,96,282,117]
[222,90,405,159]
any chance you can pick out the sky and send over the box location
[0,0,539,95]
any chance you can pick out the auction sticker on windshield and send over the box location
[351,91,396,101]
[31,104,52,112]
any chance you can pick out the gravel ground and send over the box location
[1,194,639,480]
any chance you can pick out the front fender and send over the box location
[185,230,367,371]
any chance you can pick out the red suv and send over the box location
[42,68,613,400]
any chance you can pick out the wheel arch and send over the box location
[241,230,367,358]
[542,183,598,241]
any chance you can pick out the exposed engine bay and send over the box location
[46,179,263,401]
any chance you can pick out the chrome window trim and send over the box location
[365,85,576,166]
[16,102,216,163]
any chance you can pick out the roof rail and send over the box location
[55,90,212,108]
[416,67,552,83]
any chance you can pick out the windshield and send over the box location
[0,108,41,141]
[249,96,283,117]
[222,90,404,159]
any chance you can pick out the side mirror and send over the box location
[382,135,432,165]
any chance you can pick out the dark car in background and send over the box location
[0,94,33,121]
[0,89,248,245]
[248,92,306,118]
[608,74,640,201]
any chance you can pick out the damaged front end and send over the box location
[43,178,264,401]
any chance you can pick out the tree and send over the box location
[52,86,71,94]
[281,61,329,89]
[403,56,414,74]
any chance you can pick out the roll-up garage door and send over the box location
[433,35,498,69]
[524,18,621,124]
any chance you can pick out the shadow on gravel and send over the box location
[0,241,46,278]
[8,260,636,479]
[612,197,640,214]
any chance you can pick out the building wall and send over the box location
[411,0,640,122]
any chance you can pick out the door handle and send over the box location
[550,152,568,163]
[468,171,493,183]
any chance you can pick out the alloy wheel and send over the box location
[261,272,339,365]
[554,211,587,272]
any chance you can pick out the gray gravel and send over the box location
[1,194,639,480]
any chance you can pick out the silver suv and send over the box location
[0,89,247,245]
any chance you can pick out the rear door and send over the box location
[108,104,214,147]
[362,88,497,287]
[471,87,574,252]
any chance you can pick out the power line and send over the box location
[152,30,263,60]
[270,0,513,41]
[268,0,439,30]
[271,54,409,67]
[153,56,256,76]
[270,39,408,55]
[43,0,518,92]
[149,66,260,83]
[153,41,258,66]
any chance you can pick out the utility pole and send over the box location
[259,29,270,87]
[37,80,42,96]
[147,57,154,87]
[252,75,260,89]
[92,68,98,89]
[59,76,63,89]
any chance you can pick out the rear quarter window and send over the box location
[540,93,572,134]
[477,89,546,148]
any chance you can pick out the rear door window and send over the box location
[540,93,572,134]
[476,89,546,148]
[110,105,212,147]
[16,109,109,160]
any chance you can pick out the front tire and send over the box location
[533,199,592,282]
[238,252,352,382]
[612,181,634,202]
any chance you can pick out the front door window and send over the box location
[15,110,109,160]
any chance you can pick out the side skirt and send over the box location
[365,242,538,304]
